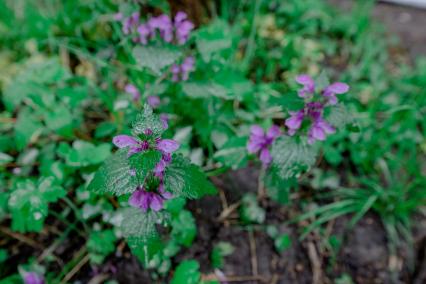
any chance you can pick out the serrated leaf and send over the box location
[265,166,296,205]
[164,155,217,199]
[182,81,231,99]
[270,137,318,179]
[133,46,181,75]
[131,104,165,137]
[121,208,169,248]
[87,148,137,196]
[326,103,355,129]
[128,150,162,184]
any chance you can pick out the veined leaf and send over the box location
[131,104,165,137]
[270,136,318,179]
[128,150,162,184]
[87,148,137,196]
[121,208,169,248]
[182,81,231,100]
[133,45,181,75]
[164,154,217,199]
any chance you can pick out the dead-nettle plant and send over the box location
[247,74,355,202]
[87,105,216,255]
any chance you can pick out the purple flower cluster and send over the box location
[247,125,281,166]
[171,56,195,82]
[124,83,161,108]
[23,272,44,284]
[285,75,349,144]
[115,11,194,45]
[112,129,179,212]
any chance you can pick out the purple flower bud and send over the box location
[23,272,44,284]
[160,114,169,129]
[125,84,140,101]
[296,74,315,98]
[322,82,349,105]
[156,139,180,154]
[247,125,280,166]
[147,95,161,108]
[137,24,151,45]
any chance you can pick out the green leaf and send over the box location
[274,234,292,252]
[211,242,235,269]
[239,194,265,224]
[63,140,111,167]
[14,108,43,150]
[214,136,248,170]
[133,46,181,75]
[120,208,169,248]
[182,82,231,100]
[87,148,137,196]
[8,177,65,232]
[171,260,201,284]
[265,167,297,205]
[196,19,232,63]
[325,103,356,129]
[87,229,117,265]
[171,210,196,247]
[44,104,73,137]
[164,154,217,199]
[270,136,318,179]
[95,122,117,138]
[0,152,13,166]
[131,105,165,137]
[128,150,162,184]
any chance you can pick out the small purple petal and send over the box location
[259,148,272,165]
[147,96,161,108]
[149,194,164,211]
[285,111,304,130]
[113,135,139,148]
[129,189,144,208]
[23,272,44,284]
[309,125,326,141]
[160,114,169,129]
[325,82,349,94]
[266,125,281,139]
[156,139,180,153]
[250,125,264,137]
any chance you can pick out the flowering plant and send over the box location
[88,105,216,251]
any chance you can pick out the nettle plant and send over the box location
[247,74,354,204]
[87,105,216,261]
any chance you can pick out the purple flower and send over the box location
[112,135,149,156]
[137,23,151,45]
[285,110,305,135]
[174,12,194,45]
[247,125,281,165]
[125,84,140,101]
[160,114,169,129]
[149,15,173,42]
[122,12,140,35]
[322,82,349,105]
[23,272,44,284]
[147,95,161,108]
[171,64,180,82]
[156,139,180,154]
[296,75,315,98]
[308,118,335,144]
[170,57,195,81]
[129,183,172,212]
[154,139,179,177]
[181,56,195,81]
